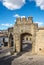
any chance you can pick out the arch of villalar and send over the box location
[8,17,44,55]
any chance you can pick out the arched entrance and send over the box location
[9,33,14,47]
[20,33,32,52]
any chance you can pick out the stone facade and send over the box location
[8,17,44,55]
[8,27,14,47]
[35,27,44,55]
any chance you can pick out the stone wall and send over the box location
[8,17,44,55]
[13,17,38,54]
[35,27,44,55]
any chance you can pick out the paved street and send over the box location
[0,51,44,65]
[0,47,15,58]
[0,48,10,58]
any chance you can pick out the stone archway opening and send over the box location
[20,33,32,52]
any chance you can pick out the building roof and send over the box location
[38,26,44,30]
[0,30,8,37]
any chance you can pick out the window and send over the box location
[26,37,28,40]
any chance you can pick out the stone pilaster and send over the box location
[14,34,21,52]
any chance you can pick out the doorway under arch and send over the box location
[20,33,32,52]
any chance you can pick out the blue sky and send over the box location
[0,0,44,30]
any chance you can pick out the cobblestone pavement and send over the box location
[12,52,44,65]
[0,52,44,65]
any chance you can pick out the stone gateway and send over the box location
[8,17,44,55]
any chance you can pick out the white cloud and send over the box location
[35,21,44,26]
[2,0,25,10]
[1,23,13,27]
[13,14,20,18]
[0,23,13,30]
[13,14,25,18]
[21,16,26,18]
[35,0,44,10]
[29,0,44,10]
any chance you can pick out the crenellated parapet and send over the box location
[28,17,33,23]
[16,17,33,24]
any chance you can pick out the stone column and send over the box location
[32,42,35,54]
[15,41,21,52]
[8,33,10,48]
[8,36,10,48]
[14,34,21,53]
[32,36,36,54]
